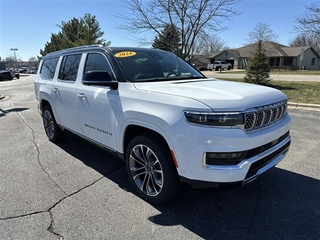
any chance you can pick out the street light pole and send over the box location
[10,48,18,70]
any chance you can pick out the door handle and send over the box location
[77,93,86,99]
[52,87,58,92]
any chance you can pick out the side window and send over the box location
[58,54,82,81]
[40,57,59,80]
[83,53,115,82]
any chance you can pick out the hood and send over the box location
[133,79,287,111]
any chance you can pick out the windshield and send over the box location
[113,49,205,82]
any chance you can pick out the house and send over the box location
[208,41,320,70]
[188,54,210,70]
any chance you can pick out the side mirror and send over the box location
[83,71,118,90]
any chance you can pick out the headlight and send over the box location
[184,111,244,126]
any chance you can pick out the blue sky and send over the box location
[0,0,314,61]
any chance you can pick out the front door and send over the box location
[76,52,118,150]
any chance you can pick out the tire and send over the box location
[228,66,231,70]
[126,133,181,204]
[42,105,67,142]
[215,67,219,71]
[16,75,20,79]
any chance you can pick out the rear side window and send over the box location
[58,54,82,81]
[40,57,59,80]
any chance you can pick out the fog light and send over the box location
[209,152,242,159]
[206,151,247,165]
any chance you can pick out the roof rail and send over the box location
[45,44,104,56]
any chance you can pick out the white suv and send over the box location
[34,45,291,204]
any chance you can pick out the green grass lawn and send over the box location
[218,78,320,105]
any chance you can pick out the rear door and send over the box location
[52,54,82,133]
[76,52,119,150]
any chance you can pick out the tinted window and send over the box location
[114,50,204,82]
[83,53,115,81]
[59,54,82,81]
[40,57,59,80]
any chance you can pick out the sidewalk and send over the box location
[203,70,320,82]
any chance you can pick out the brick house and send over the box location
[208,41,320,70]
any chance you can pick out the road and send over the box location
[203,70,320,82]
[1,75,319,240]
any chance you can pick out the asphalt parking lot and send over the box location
[0,75,319,240]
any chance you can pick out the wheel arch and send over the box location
[40,99,51,113]
[123,125,171,159]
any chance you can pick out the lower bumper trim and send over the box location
[179,176,242,190]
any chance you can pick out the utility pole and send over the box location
[10,48,18,70]
[299,48,305,71]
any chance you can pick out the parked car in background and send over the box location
[19,68,28,73]
[11,70,20,79]
[28,67,37,74]
[207,61,232,71]
[0,70,12,81]
[0,69,20,81]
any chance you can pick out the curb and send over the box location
[288,102,320,110]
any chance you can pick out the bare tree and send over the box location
[4,57,16,69]
[289,33,320,55]
[294,1,320,36]
[197,33,228,56]
[28,57,39,68]
[246,22,278,43]
[119,0,241,59]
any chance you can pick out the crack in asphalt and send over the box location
[11,102,68,196]
[0,176,104,239]
[2,103,106,239]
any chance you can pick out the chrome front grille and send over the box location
[244,100,287,132]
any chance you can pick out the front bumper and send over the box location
[180,134,291,189]
[169,112,291,186]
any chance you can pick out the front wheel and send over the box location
[126,133,181,204]
[42,105,67,142]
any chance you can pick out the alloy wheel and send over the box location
[43,109,54,139]
[129,144,164,196]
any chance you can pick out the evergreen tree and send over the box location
[152,24,182,57]
[40,13,110,57]
[244,41,270,84]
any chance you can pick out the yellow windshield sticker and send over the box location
[114,51,137,58]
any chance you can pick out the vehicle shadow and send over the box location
[0,107,29,117]
[57,133,320,240]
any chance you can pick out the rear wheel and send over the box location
[43,105,67,142]
[126,133,181,204]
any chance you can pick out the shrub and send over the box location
[244,40,270,84]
